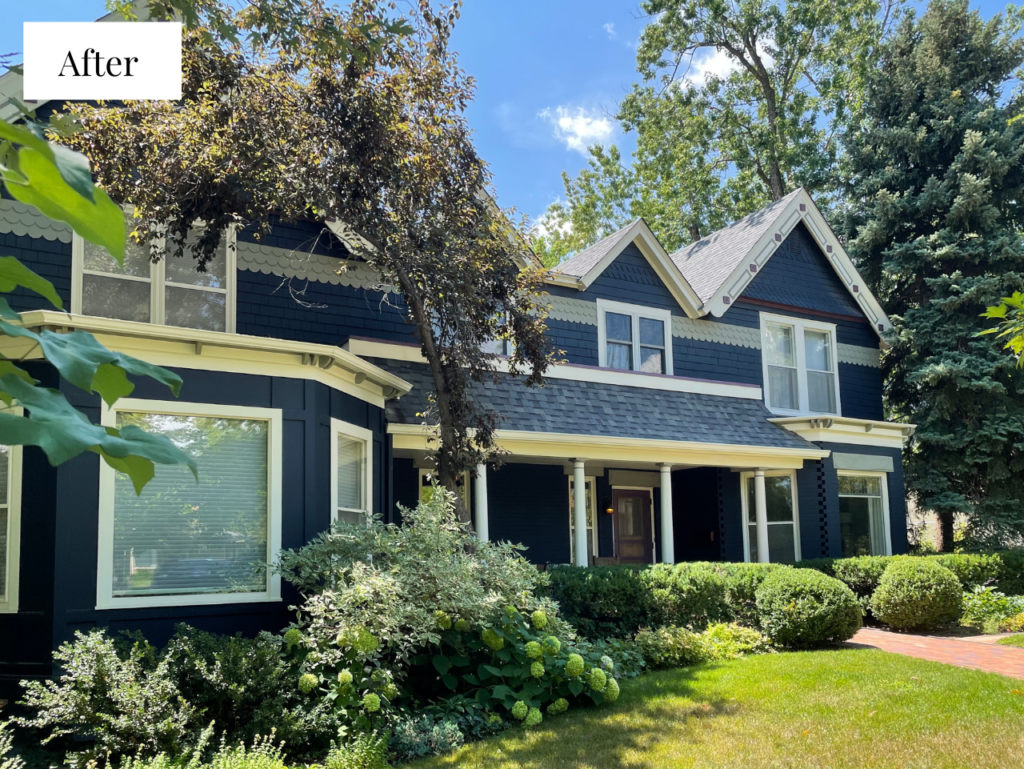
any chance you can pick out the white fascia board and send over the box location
[344,337,763,400]
[701,189,893,342]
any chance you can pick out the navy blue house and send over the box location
[0,150,913,693]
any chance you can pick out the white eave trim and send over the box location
[545,220,703,319]
[701,188,893,341]
[8,311,412,406]
[769,415,915,450]
[345,336,763,400]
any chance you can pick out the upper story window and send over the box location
[596,299,673,376]
[332,419,373,526]
[760,313,840,416]
[72,212,236,333]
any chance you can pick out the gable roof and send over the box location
[548,218,703,318]
[545,189,892,340]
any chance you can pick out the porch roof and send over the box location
[371,358,818,453]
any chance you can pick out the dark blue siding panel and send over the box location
[391,457,419,526]
[596,473,614,557]
[583,245,685,314]
[488,463,569,565]
[673,337,762,385]
[743,224,861,317]
[1,230,72,311]
[546,319,598,366]
[718,469,744,562]
[796,460,831,559]
[673,467,720,561]
[839,364,884,421]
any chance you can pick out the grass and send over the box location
[998,634,1024,648]
[409,649,1024,768]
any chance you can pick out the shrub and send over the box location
[323,733,389,769]
[719,563,789,626]
[698,623,772,659]
[794,558,837,577]
[931,553,1002,590]
[389,713,465,764]
[1,722,24,769]
[635,622,770,669]
[870,559,962,630]
[993,550,1024,595]
[998,612,1024,633]
[544,566,654,639]
[572,637,645,679]
[640,563,730,629]
[960,587,1024,632]
[755,569,862,648]
[830,556,893,600]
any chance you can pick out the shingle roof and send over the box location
[550,220,641,279]
[670,188,804,303]
[374,359,816,451]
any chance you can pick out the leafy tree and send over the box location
[843,0,1024,549]
[533,0,902,263]
[61,0,552,522]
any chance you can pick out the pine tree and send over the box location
[843,0,1024,548]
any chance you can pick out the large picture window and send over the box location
[596,299,673,375]
[568,476,598,565]
[97,400,282,609]
[740,471,801,563]
[0,444,22,614]
[73,212,236,333]
[332,420,373,526]
[838,473,891,557]
[760,313,840,416]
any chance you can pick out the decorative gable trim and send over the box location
[546,220,703,319]
[702,189,892,340]
[0,199,72,243]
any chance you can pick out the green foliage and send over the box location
[991,550,1024,595]
[640,563,731,629]
[959,587,1024,632]
[389,715,463,764]
[870,560,963,630]
[843,0,1024,546]
[719,563,790,627]
[323,733,389,769]
[930,554,1003,591]
[115,733,291,769]
[0,721,24,769]
[756,569,862,649]
[635,623,771,670]
[998,613,1024,633]
[830,557,893,600]
[544,565,655,639]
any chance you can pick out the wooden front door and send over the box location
[613,489,653,564]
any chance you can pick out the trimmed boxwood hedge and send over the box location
[755,569,862,648]
[870,559,963,630]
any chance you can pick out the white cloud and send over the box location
[532,206,573,240]
[603,22,616,39]
[538,105,615,155]
[679,43,773,87]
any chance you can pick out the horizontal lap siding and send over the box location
[546,319,598,366]
[487,463,569,565]
[674,336,762,385]
[2,230,72,311]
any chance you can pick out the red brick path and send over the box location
[848,627,1024,680]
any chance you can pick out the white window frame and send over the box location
[837,470,892,556]
[596,299,674,376]
[759,312,841,416]
[330,418,373,525]
[567,475,599,564]
[0,441,23,614]
[739,470,801,563]
[96,398,283,610]
[72,220,237,333]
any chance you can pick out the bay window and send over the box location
[0,444,22,614]
[740,470,801,563]
[838,473,891,557]
[332,420,373,525]
[97,400,282,609]
[597,299,673,375]
[760,313,840,415]
[73,212,236,332]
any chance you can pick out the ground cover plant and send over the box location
[408,650,1024,768]
[997,634,1024,648]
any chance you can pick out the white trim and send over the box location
[769,416,914,450]
[702,188,893,340]
[330,419,373,525]
[96,398,283,610]
[568,475,599,564]
[0,443,23,614]
[739,469,801,563]
[596,299,674,376]
[345,337,760,400]
[837,470,892,557]
[72,219,237,333]
[759,312,842,417]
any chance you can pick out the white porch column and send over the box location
[474,463,489,542]
[572,459,588,566]
[753,468,770,563]
[658,463,675,564]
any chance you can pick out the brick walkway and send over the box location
[848,627,1024,680]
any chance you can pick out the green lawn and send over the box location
[998,634,1024,648]
[409,649,1024,768]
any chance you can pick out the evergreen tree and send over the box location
[843,0,1024,548]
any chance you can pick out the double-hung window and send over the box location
[73,212,236,332]
[332,420,373,526]
[0,443,22,614]
[760,313,840,415]
[838,473,891,556]
[597,299,673,375]
[97,400,282,609]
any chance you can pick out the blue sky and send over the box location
[0,1,1013,227]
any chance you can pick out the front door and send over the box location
[613,489,653,564]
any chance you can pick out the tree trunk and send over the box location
[935,511,956,552]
